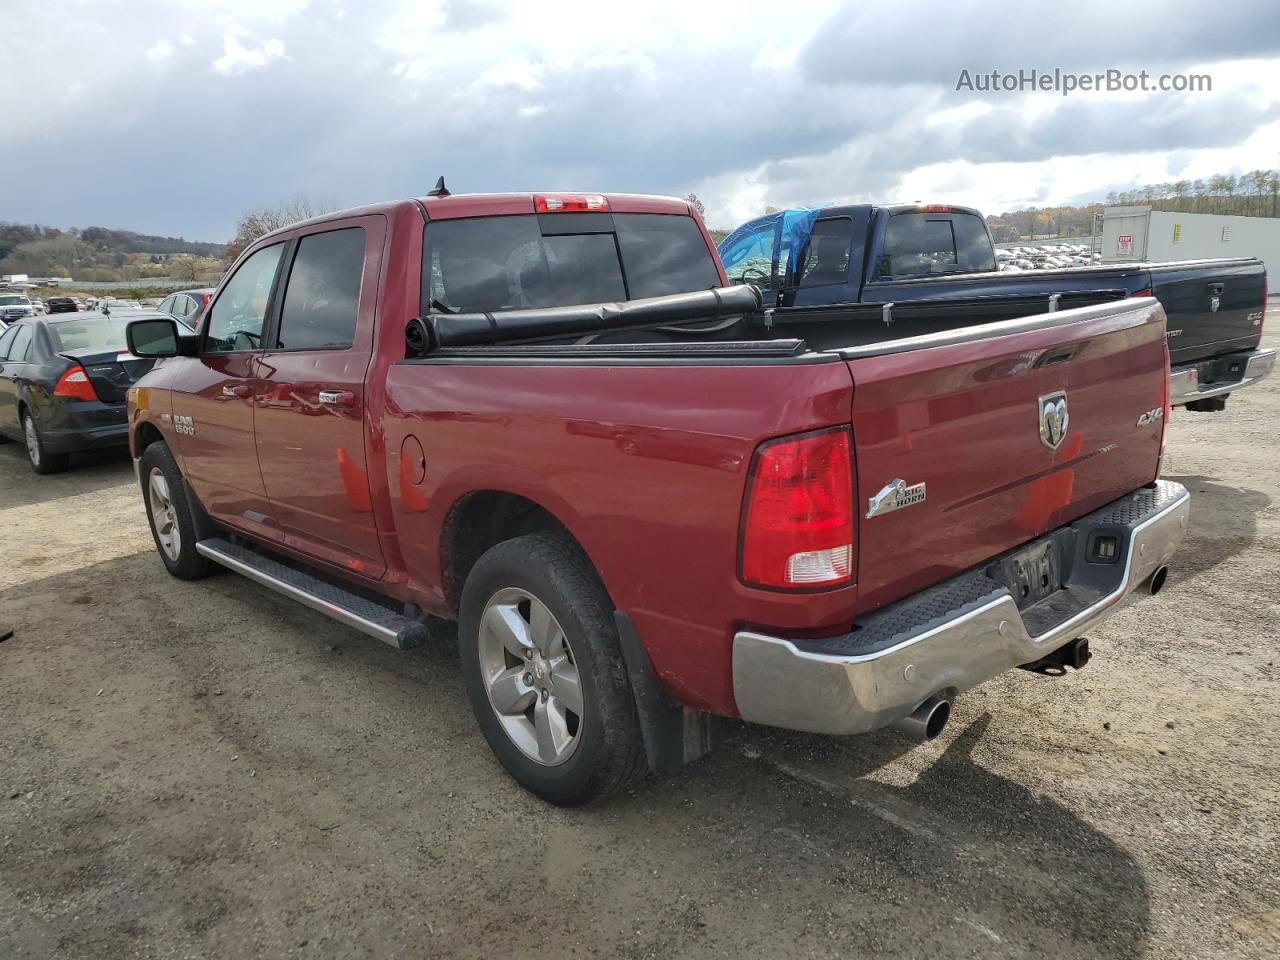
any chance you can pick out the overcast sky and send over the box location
[3,0,1279,241]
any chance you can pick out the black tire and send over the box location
[139,440,220,580]
[458,532,647,805]
[23,412,69,474]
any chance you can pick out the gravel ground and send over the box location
[1,326,1277,960]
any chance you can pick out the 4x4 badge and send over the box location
[1039,390,1069,450]
[866,478,927,519]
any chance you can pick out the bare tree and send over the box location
[169,254,202,282]
[684,193,706,217]
[225,194,335,265]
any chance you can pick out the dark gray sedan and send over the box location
[0,312,160,473]
[156,288,215,331]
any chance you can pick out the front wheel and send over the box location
[458,533,647,805]
[139,441,219,580]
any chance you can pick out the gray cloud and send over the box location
[737,87,1276,210]
[441,0,504,32]
[802,0,1280,88]
[0,0,1276,240]
[931,95,1279,165]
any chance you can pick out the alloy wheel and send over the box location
[478,588,584,766]
[24,417,40,468]
[148,467,181,562]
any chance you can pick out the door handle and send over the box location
[318,390,356,407]
[222,384,251,398]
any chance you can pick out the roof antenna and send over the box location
[427,175,450,198]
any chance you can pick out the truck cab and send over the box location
[720,203,1273,409]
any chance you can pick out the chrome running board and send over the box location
[195,538,429,649]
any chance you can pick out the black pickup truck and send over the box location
[718,204,1273,411]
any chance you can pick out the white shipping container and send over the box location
[1099,206,1280,277]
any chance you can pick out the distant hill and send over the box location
[0,222,225,282]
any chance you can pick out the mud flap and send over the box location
[614,612,717,776]
[179,476,220,542]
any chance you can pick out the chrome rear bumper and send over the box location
[1170,348,1275,406]
[732,481,1190,736]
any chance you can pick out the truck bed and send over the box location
[773,257,1264,367]
[392,296,1169,715]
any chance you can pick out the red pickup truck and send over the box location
[125,190,1190,804]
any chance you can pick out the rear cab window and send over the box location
[876,211,996,279]
[422,212,720,315]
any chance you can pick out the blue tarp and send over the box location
[717,206,826,284]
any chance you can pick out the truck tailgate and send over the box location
[1149,258,1265,366]
[845,299,1167,614]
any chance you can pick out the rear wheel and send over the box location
[23,412,69,474]
[139,441,219,580]
[458,533,646,805]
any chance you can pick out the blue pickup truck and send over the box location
[719,204,1273,411]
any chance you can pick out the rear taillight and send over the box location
[53,365,99,401]
[740,427,855,589]
[1132,286,1153,299]
[534,194,609,213]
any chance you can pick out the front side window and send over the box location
[204,243,284,353]
[276,228,366,350]
[718,219,777,286]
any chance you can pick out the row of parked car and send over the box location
[0,287,213,473]
[1,292,137,320]
[996,242,1096,271]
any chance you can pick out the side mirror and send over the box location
[127,317,184,358]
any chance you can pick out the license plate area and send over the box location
[984,529,1075,611]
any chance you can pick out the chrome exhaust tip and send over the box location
[1144,565,1170,595]
[890,694,952,743]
